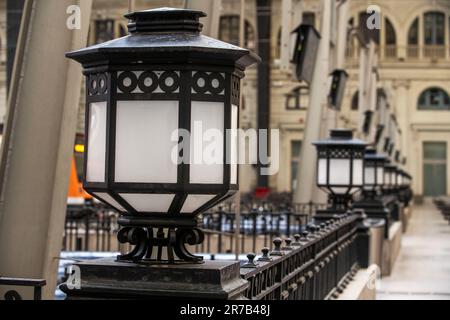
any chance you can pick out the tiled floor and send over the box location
[377,200,450,300]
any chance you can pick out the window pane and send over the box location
[115,100,179,183]
[418,87,450,110]
[408,18,418,45]
[181,194,216,213]
[189,101,224,184]
[119,193,175,213]
[385,18,396,45]
[87,102,107,182]
[424,12,445,45]
[424,142,446,160]
[291,140,302,191]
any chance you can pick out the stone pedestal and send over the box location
[60,258,248,300]
[381,221,402,276]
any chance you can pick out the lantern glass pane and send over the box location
[93,192,125,212]
[119,193,175,212]
[365,167,375,185]
[87,102,107,182]
[189,101,224,184]
[331,187,350,194]
[390,172,396,186]
[317,158,327,185]
[181,194,216,213]
[352,159,363,185]
[377,167,384,185]
[329,159,350,185]
[384,172,390,186]
[230,104,238,184]
[115,101,179,183]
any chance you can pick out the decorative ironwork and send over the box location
[240,214,359,300]
[116,225,205,263]
[0,277,46,300]
[191,71,225,95]
[87,73,108,96]
[117,70,181,94]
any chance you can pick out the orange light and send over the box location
[74,144,85,153]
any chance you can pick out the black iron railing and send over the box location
[63,202,327,254]
[0,277,46,300]
[239,214,359,300]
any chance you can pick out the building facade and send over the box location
[0,0,449,198]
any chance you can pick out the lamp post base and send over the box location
[60,258,249,300]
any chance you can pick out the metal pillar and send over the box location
[294,0,332,203]
[0,0,92,299]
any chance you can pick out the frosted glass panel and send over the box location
[119,193,174,212]
[115,101,178,183]
[87,102,107,182]
[376,167,383,185]
[190,101,224,184]
[181,194,216,213]
[352,159,363,185]
[94,192,125,212]
[331,187,349,194]
[365,167,375,184]
[329,159,350,185]
[384,172,390,185]
[317,159,327,185]
[230,104,238,184]
[390,172,396,185]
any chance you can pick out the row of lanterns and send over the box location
[313,129,412,211]
[66,7,411,262]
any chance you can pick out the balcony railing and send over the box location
[346,44,450,63]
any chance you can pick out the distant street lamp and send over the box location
[362,148,386,198]
[66,7,259,263]
[313,129,367,213]
[383,161,397,193]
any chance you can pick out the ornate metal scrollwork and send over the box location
[117,226,204,263]
[4,290,22,300]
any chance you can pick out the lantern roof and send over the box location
[313,129,367,147]
[66,7,260,71]
[364,148,386,161]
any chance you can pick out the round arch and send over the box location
[417,87,450,111]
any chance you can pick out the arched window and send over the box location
[219,15,255,50]
[285,86,309,110]
[384,18,396,58]
[407,18,419,58]
[351,91,359,110]
[408,18,419,45]
[418,88,450,110]
[385,18,396,45]
[424,11,445,45]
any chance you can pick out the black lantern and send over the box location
[383,162,397,192]
[313,129,367,211]
[363,148,386,194]
[291,24,321,83]
[328,69,348,110]
[66,7,259,263]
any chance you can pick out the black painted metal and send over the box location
[66,7,259,263]
[240,214,359,300]
[328,70,348,110]
[6,0,24,92]
[0,277,46,300]
[256,0,271,188]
